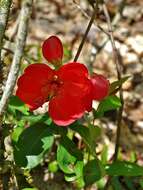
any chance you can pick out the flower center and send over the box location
[41,75,63,100]
[49,75,63,99]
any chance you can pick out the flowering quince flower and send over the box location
[16,36,109,126]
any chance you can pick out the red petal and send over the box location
[58,62,89,79]
[42,36,63,63]
[91,73,110,101]
[16,64,54,110]
[57,62,90,97]
[82,82,93,112]
[49,92,85,126]
[58,62,93,112]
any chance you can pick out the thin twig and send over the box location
[0,0,12,64]
[1,15,20,61]
[0,0,33,120]
[0,0,12,99]
[74,0,100,62]
[102,1,124,162]
[73,0,110,37]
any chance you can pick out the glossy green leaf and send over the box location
[70,124,91,149]
[96,178,106,189]
[88,124,101,150]
[70,124,100,155]
[83,159,105,185]
[57,136,82,174]
[8,96,29,115]
[64,173,77,182]
[101,145,108,165]
[22,113,52,125]
[11,125,24,143]
[50,123,68,136]
[106,161,143,176]
[57,144,75,174]
[124,177,136,190]
[95,95,121,118]
[111,177,124,190]
[75,161,84,178]
[75,161,85,188]
[14,123,54,169]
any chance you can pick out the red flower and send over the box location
[16,36,109,126]
[16,63,92,126]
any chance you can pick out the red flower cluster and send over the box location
[16,36,109,126]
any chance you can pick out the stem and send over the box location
[0,0,12,63]
[0,0,33,121]
[74,0,99,62]
[73,0,110,36]
[0,0,12,97]
[102,1,124,162]
[0,1,12,188]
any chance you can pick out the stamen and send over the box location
[53,75,58,81]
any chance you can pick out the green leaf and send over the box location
[111,177,124,190]
[96,178,106,189]
[95,95,121,118]
[22,113,52,125]
[61,136,83,160]
[75,161,84,178]
[83,159,105,185]
[109,76,130,95]
[11,125,24,143]
[8,96,29,115]
[89,124,101,149]
[75,161,85,188]
[129,152,137,163]
[139,179,143,188]
[70,124,90,148]
[64,173,77,182]
[48,161,58,173]
[14,123,54,169]
[101,145,108,165]
[51,123,68,136]
[57,143,76,174]
[70,124,100,155]
[105,161,143,176]
[57,136,82,174]
[26,154,43,169]
[124,177,136,190]
[22,188,38,190]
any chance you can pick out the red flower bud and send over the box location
[42,36,63,66]
[91,73,109,101]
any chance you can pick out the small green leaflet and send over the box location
[8,96,29,115]
[94,95,121,118]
